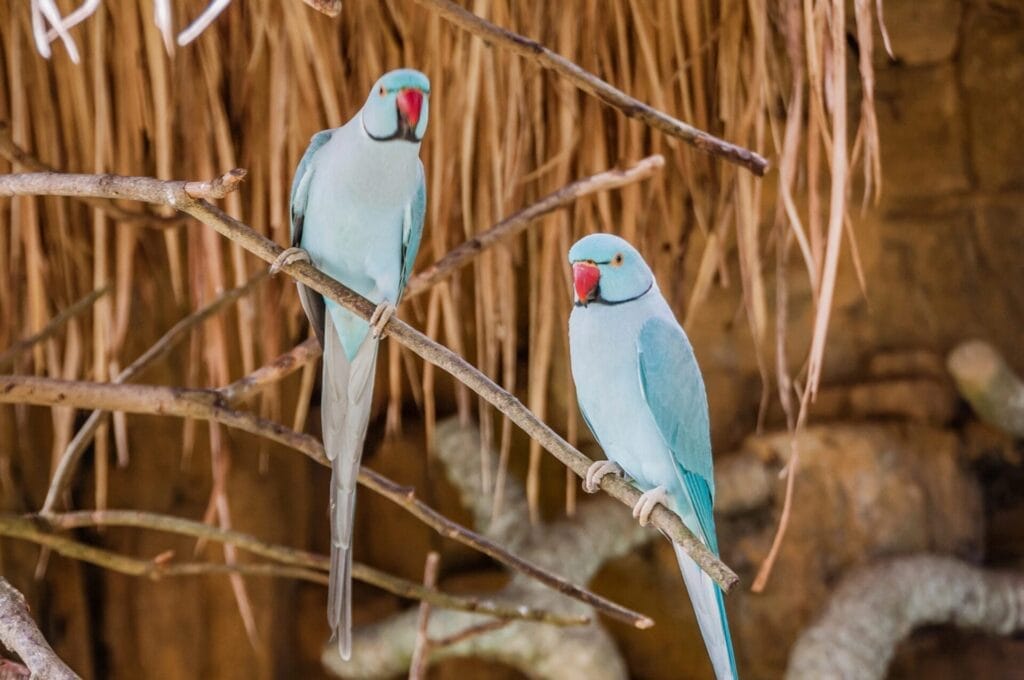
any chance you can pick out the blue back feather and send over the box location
[636,316,718,553]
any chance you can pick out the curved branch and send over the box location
[0,168,739,592]
[0,124,184,229]
[0,578,79,680]
[404,155,665,298]
[326,417,645,679]
[407,0,768,176]
[786,555,1024,680]
[0,376,642,627]
[1,513,585,626]
[0,285,109,371]
[41,272,270,513]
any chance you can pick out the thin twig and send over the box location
[0,578,79,680]
[0,286,109,371]
[41,271,270,513]
[407,0,768,176]
[0,169,739,592]
[405,155,665,298]
[4,513,587,625]
[429,619,512,649]
[0,376,644,625]
[409,551,440,680]
[219,337,320,404]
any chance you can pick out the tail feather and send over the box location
[674,544,738,680]
[323,314,379,661]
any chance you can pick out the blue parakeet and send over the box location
[274,68,430,660]
[567,233,738,680]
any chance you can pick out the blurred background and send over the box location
[1,1,1022,678]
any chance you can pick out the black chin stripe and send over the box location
[574,281,653,308]
[363,112,421,143]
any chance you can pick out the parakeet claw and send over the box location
[369,301,397,339]
[270,246,311,274]
[583,460,624,493]
[632,486,669,527]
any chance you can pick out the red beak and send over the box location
[573,262,601,304]
[396,88,423,128]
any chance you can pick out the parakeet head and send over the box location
[568,233,654,307]
[361,69,430,143]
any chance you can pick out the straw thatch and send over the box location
[1,0,884,521]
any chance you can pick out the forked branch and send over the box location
[2,512,584,626]
[0,168,739,593]
[0,375,647,628]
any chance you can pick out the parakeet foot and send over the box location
[270,246,311,274]
[632,486,669,527]
[369,301,397,339]
[583,460,624,493]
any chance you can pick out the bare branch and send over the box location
[41,272,270,513]
[219,338,320,404]
[0,578,79,680]
[4,512,586,626]
[407,0,768,175]
[183,167,248,200]
[787,556,1024,680]
[0,376,642,625]
[0,168,739,592]
[0,286,109,371]
[404,155,665,298]
[0,123,184,229]
[327,417,646,679]
[409,552,440,680]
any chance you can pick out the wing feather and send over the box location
[289,129,333,345]
[636,316,718,552]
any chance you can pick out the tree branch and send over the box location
[407,0,768,176]
[326,417,649,679]
[0,286,110,371]
[219,337,320,404]
[0,168,739,592]
[2,512,586,626]
[0,375,643,626]
[0,578,79,680]
[0,123,183,229]
[786,555,1024,680]
[41,271,270,513]
[404,155,665,298]
[409,552,441,680]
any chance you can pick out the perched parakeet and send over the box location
[274,68,430,660]
[567,233,738,680]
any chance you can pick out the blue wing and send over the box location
[398,161,427,297]
[290,130,333,247]
[288,130,333,345]
[636,316,718,554]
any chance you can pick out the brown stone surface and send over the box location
[873,0,963,66]
[961,3,1024,190]
[875,63,970,200]
[593,424,984,680]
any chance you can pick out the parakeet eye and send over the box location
[611,253,624,266]
[378,86,386,96]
